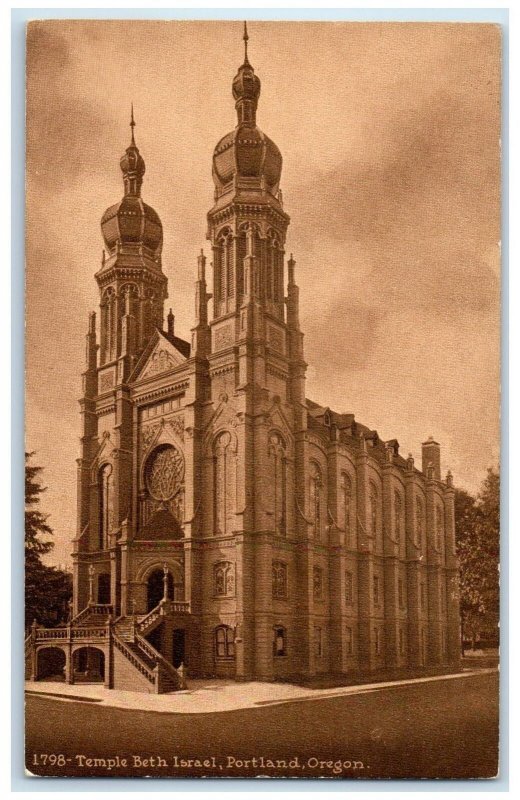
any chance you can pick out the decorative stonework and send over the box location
[141,349,179,378]
[98,368,115,394]
[166,415,185,441]
[214,324,234,350]
[140,414,185,453]
[268,325,284,354]
[146,445,184,501]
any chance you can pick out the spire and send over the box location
[243,21,250,65]
[232,21,261,125]
[130,102,136,145]
[120,107,145,197]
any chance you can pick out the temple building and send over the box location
[27,25,460,691]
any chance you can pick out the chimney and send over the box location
[422,436,441,480]
[167,308,175,339]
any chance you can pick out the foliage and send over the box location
[455,466,500,650]
[25,452,72,629]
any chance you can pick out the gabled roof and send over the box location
[129,328,191,384]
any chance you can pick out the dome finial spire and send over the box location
[243,20,249,65]
[130,102,136,146]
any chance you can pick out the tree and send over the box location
[25,452,72,629]
[455,466,500,653]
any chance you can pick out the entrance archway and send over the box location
[147,568,173,611]
[72,647,105,682]
[97,573,111,604]
[36,647,66,681]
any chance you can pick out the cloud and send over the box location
[24,21,501,565]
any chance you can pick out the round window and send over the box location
[145,445,184,501]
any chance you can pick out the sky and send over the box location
[25,20,501,568]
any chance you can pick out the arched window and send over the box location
[214,562,235,597]
[98,463,113,550]
[436,506,444,551]
[341,473,352,543]
[310,462,323,540]
[272,561,288,599]
[345,570,354,604]
[394,491,403,544]
[369,481,378,537]
[314,626,323,657]
[266,231,281,302]
[214,432,233,535]
[313,565,323,599]
[269,432,286,535]
[215,625,235,659]
[100,287,116,364]
[236,228,247,297]
[416,496,424,547]
[215,229,233,303]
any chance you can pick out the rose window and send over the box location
[145,445,184,501]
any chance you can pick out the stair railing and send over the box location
[135,633,182,690]
[112,632,155,685]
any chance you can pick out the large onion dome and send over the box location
[212,22,282,197]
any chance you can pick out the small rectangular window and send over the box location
[345,626,353,655]
[315,626,323,657]
[273,626,286,657]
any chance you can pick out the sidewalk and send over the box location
[25,666,497,716]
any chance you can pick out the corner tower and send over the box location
[206,24,305,406]
[200,25,308,683]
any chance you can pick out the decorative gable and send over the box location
[135,332,187,381]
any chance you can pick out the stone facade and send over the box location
[71,36,460,685]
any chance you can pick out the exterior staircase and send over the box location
[26,602,186,693]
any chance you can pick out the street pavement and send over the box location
[25,669,499,780]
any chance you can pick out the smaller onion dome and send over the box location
[101,107,163,257]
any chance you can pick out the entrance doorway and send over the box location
[97,573,111,604]
[147,569,174,612]
[172,629,185,668]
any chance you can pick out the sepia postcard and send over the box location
[24,18,501,780]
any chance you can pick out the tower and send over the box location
[98,107,167,376]
[74,110,174,615]
[199,23,308,680]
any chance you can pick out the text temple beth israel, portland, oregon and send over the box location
[27,25,461,692]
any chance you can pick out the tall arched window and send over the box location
[341,473,352,544]
[215,625,235,659]
[236,228,247,297]
[269,432,286,535]
[369,481,378,537]
[100,287,116,364]
[416,496,424,547]
[394,491,403,544]
[272,561,288,599]
[213,561,235,597]
[266,231,280,301]
[309,462,323,540]
[214,431,232,535]
[215,228,233,303]
[98,463,113,550]
[436,506,444,552]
